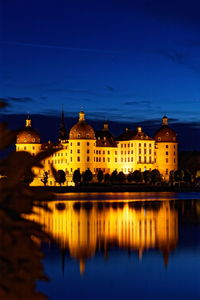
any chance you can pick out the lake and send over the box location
[31,192,200,300]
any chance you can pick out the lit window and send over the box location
[70,150,72,154]
[166,158,168,163]
[108,158,110,162]
[108,151,110,155]
[115,158,117,162]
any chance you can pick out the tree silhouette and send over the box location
[127,172,134,183]
[82,169,93,184]
[110,170,118,183]
[41,171,49,186]
[97,169,104,183]
[118,171,126,183]
[150,169,161,184]
[143,170,151,184]
[104,173,110,183]
[133,170,143,183]
[56,170,66,186]
[73,169,81,186]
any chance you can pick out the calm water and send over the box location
[31,192,200,300]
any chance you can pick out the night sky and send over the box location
[1,0,200,149]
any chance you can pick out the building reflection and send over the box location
[28,200,178,274]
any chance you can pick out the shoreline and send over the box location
[30,184,200,194]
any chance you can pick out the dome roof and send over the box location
[154,116,177,142]
[69,111,95,140]
[16,118,40,144]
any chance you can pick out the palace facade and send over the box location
[16,111,178,185]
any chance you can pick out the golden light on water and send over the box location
[27,200,178,274]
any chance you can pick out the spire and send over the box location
[103,122,109,131]
[79,111,85,122]
[162,116,168,126]
[25,114,31,127]
[58,107,67,141]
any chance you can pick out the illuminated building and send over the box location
[27,200,178,274]
[16,111,178,185]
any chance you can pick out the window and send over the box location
[144,149,146,154]
[131,150,133,154]
[77,149,80,153]
[149,149,151,154]
[131,143,133,147]
[144,143,146,147]
[166,158,168,163]
[32,146,35,150]
[70,150,72,154]
[99,158,101,162]
[103,151,105,155]
[166,151,168,155]
[124,144,126,148]
[108,158,110,162]
[121,144,123,148]
[96,150,98,154]
[87,142,90,146]
[77,157,80,162]
[96,157,98,162]
[139,143,141,147]
[115,158,117,162]
[139,149,141,154]
[131,157,133,162]
[99,151,101,154]
[87,157,89,162]
[115,151,117,155]
[128,144,130,147]
[103,157,105,162]
[166,145,169,148]
[87,149,90,154]
[121,151,123,154]
[121,158,123,162]
[166,169,168,175]
[139,156,141,162]
[149,144,151,147]
[77,142,80,146]
[70,142,72,146]
[108,151,110,155]
[174,158,176,163]
[70,157,72,162]
[24,146,26,150]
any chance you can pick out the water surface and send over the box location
[32,192,200,300]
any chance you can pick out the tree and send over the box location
[97,169,104,183]
[118,171,126,183]
[174,169,184,184]
[73,169,81,186]
[150,169,161,184]
[127,172,134,183]
[183,169,192,183]
[110,170,118,183]
[104,173,110,183]
[23,171,34,185]
[56,169,66,186]
[133,170,143,183]
[143,170,151,184]
[82,168,93,184]
[41,171,48,186]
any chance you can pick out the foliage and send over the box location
[72,169,81,185]
[133,170,143,183]
[97,169,104,183]
[0,101,57,299]
[150,169,161,184]
[41,171,49,186]
[143,170,151,184]
[110,170,118,183]
[104,173,110,183]
[56,170,66,186]
[82,168,93,184]
[118,171,126,183]
[127,172,134,183]
[174,169,184,182]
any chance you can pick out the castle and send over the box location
[16,111,178,185]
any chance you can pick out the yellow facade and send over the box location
[16,112,178,185]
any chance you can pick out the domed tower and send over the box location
[154,116,178,180]
[68,111,96,174]
[16,115,41,155]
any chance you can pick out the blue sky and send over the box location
[1,0,200,126]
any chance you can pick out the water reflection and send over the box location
[29,199,179,274]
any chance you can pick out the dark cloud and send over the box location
[7,97,33,103]
[158,50,198,72]
[105,85,115,92]
[124,100,151,106]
